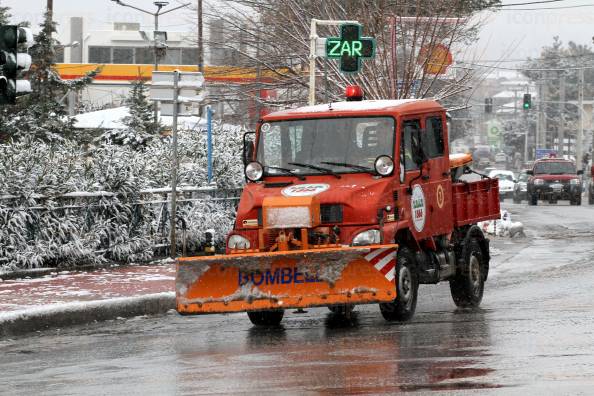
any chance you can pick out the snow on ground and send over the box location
[0,264,175,313]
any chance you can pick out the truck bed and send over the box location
[452,178,500,227]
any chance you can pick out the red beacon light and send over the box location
[345,85,364,101]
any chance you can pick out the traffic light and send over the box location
[523,93,532,110]
[484,97,493,114]
[0,25,34,105]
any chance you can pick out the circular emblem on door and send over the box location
[411,184,426,233]
[436,184,445,209]
[281,183,330,197]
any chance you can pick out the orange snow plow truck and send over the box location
[177,88,500,325]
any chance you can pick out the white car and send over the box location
[488,170,516,201]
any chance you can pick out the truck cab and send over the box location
[176,90,500,326]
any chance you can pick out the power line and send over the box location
[498,0,566,6]
[496,3,594,11]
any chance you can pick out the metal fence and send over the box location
[0,186,242,267]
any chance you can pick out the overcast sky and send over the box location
[3,0,594,64]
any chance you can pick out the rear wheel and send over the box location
[379,247,418,322]
[247,309,284,326]
[450,238,485,308]
[328,304,355,316]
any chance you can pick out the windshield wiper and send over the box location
[265,166,306,181]
[321,161,376,175]
[288,162,341,179]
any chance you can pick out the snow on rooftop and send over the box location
[272,99,427,116]
[72,106,204,130]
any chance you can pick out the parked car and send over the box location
[488,169,516,201]
[513,171,530,203]
[527,158,583,205]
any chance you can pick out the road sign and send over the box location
[325,24,375,73]
[150,70,204,116]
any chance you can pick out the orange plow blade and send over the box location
[176,244,398,314]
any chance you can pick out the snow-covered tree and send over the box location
[192,0,501,125]
[0,2,10,24]
[101,79,161,148]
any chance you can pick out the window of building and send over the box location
[423,117,445,158]
[181,48,199,65]
[113,47,134,64]
[135,47,154,64]
[88,46,111,63]
[161,48,181,65]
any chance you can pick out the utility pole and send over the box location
[558,72,566,156]
[577,68,584,171]
[197,0,203,73]
[170,70,180,258]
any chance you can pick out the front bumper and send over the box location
[530,183,581,200]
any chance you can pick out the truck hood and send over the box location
[236,174,394,227]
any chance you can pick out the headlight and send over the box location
[374,155,394,176]
[534,178,544,185]
[570,178,581,185]
[245,161,263,182]
[227,234,251,249]
[352,229,380,246]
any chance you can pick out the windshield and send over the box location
[256,117,395,175]
[534,161,576,175]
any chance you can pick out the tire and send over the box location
[247,309,284,326]
[379,247,418,322]
[450,238,485,308]
[529,193,538,206]
[589,192,594,205]
[328,304,355,316]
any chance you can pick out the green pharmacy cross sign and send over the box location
[325,24,375,73]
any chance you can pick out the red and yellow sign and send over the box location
[56,63,287,84]
[417,44,453,75]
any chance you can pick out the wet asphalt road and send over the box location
[2,202,594,395]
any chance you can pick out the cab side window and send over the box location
[402,119,421,171]
[424,117,445,158]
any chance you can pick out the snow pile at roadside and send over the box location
[478,210,525,238]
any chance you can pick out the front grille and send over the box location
[393,191,399,202]
[320,204,343,224]
[257,204,343,226]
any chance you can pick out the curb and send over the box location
[0,292,175,338]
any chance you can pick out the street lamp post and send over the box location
[110,0,190,123]
[110,1,191,71]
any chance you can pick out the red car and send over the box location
[527,158,583,205]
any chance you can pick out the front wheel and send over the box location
[379,247,418,322]
[247,310,284,326]
[450,238,485,308]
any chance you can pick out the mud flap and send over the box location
[176,244,398,314]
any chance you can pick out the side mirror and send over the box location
[577,169,584,175]
[526,170,534,176]
[243,132,256,165]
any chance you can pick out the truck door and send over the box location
[400,118,432,240]
[421,115,453,235]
